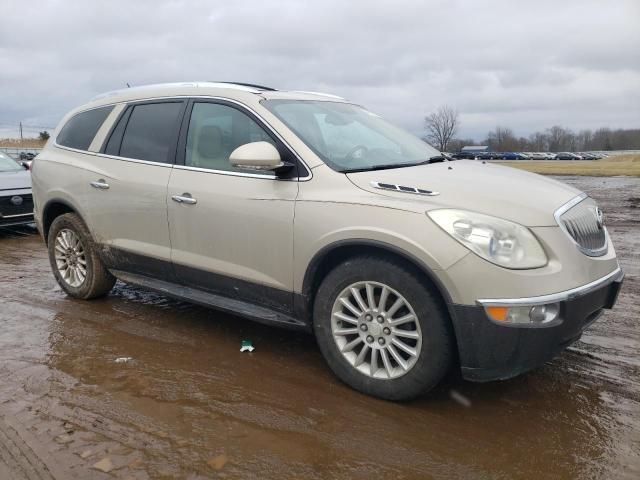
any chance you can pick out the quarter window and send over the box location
[185,102,276,172]
[56,106,114,151]
[118,102,183,163]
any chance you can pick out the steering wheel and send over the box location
[345,144,369,161]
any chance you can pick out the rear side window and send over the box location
[117,102,183,163]
[56,106,114,150]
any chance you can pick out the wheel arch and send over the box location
[41,198,86,244]
[300,239,455,322]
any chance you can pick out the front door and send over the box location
[167,100,299,311]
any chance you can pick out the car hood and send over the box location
[0,169,31,191]
[346,160,581,226]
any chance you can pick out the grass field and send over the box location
[497,154,640,177]
[0,138,46,148]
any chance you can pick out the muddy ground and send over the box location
[0,176,638,479]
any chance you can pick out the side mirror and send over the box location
[229,141,283,171]
[20,161,30,170]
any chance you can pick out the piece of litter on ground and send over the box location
[240,340,255,353]
[207,454,228,470]
[92,457,114,473]
[449,389,472,408]
[114,357,133,364]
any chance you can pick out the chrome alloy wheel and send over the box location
[331,281,422,379]
[54,228,87,288]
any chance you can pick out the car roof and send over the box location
[84,82,348,110]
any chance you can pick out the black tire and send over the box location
[47,213,116,299]
[314,256,454,401]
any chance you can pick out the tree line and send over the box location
[424,106,640,152]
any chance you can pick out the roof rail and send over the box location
[290,90,345,100]
[210,81,277,91]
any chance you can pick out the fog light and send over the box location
[529,303,560,324]
[484,302,560,326]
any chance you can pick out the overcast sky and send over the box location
[1,0,638,140]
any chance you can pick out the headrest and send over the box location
[197,125,223,158]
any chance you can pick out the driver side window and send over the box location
[185,102,276,172]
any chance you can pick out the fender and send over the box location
[296,238,456,325]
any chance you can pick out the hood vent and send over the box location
[370,181,439,196]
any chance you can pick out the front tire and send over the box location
[314,256,454,400]
[47,213,116,299]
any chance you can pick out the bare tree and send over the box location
[424,105,459,151]
[486,126,518,151]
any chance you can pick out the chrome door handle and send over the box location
[171,194,197,205]
[90,179,110,190]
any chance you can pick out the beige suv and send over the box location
[32,82,623,400]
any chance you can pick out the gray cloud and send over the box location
[1,0,638,140]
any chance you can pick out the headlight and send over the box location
[427,209,547,269]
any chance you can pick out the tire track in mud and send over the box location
[0,415,55,480]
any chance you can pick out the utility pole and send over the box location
[19,121,23,146]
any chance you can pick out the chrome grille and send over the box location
[556,195,607,256]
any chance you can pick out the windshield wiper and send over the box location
[342,157,444,173]
[342,163,414,173]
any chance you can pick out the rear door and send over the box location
[83,99,187,279]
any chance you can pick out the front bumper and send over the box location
[1,191,34,228]
[450,268,624,382]
[0,212,35,228]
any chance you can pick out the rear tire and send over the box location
[47,213,115,299]
[314,256,454,401]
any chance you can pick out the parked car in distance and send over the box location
[475,152,502,160]
[526,152,548,160]
[501,152,528,160]
[0,151,34,227]
[556,152,583,160]
[31,82,623,400]
[451,151,478,160]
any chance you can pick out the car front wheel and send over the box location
[314,256,454,400]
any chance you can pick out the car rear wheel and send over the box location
[48,213,116,299]
[314,256,454,400]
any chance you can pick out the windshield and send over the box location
[0,153,22,172]
[263,100,441,172]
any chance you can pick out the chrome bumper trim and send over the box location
[477,267,624,306]
[0,212,34,219]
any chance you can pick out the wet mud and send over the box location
[0,176,638,479]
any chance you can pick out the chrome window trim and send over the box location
[173,164,277,180]
[554,193,608,257]
[477,266,623,306]
[55,95,313,181]
[53,144,173,168]
[92,152,174,168]
[54,143,99,156]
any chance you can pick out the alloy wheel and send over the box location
[54,228,87,288]
[331,281,422,379]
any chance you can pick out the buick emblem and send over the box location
[595,207,604,229]
[10,195,23,206]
